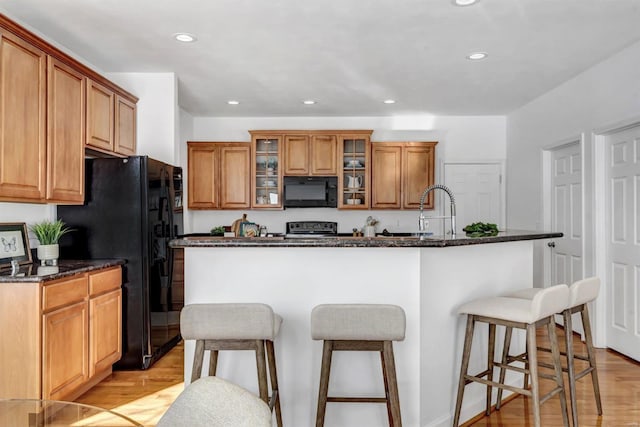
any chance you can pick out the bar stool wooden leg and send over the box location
[315,340,334,427]
[255,339,269,404]
[382,341,402,427]
[526,323,541,427]
[380,350,393,426]
[453,315,475,427]
[495,326,513,410]
[563,309,579,427]
[191,340,205,383]
[266,340,283,427]
[548,318,570,427]
[208,348,219,376]
[581,305,603,415]
[523,334,530,391]
[486,323,496,415]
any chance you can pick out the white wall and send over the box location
[107,72,178,166]
[182,115,506,234]
[179,108,195,233]
[507,40,640,288]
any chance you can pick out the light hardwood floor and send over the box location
[76,328,640,426]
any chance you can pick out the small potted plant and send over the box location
[29,219,73,266]
[210,226,225,236]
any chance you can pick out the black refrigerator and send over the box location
[58,156,184,370]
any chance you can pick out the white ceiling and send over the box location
[2,0,640,117]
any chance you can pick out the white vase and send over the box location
[37,243,59,266]
[364,225,376,237]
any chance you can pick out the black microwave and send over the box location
[283,176,338,208]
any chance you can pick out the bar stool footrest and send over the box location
[327,396,388,403]
[464,374,532,397]
[540,386,564,405]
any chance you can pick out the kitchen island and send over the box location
[170,230,559,427]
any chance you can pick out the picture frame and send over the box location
[239,221,259,237]
[0,222,32,269]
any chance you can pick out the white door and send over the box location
[605,125,640,361]
[549,143,583,287]
[443,163,503,233]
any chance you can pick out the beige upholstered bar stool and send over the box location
[311,304,406,427]
[180,303,283,427]
[157,376,272,427]
[496,277,603,426]
[453,284,570,427]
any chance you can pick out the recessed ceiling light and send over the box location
[227,100,240,105]
[303,100,316,105]
[466,52,488,60]
[453,0,478,6]
[383,99,396,104]
[174,33,197,43]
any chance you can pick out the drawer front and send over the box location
[89,267,122,296]
[43,274,88,312]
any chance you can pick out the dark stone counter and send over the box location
[0,259,125,283]
[170,229,561,248]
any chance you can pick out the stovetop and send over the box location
[286,221,338,237]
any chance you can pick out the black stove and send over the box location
[285,221,338,238]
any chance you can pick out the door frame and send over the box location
[440,159,507,230]
[592,116,640,349]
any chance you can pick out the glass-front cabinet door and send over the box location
[250,133,282,209]
[338,132,371,209]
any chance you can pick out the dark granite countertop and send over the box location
[0,259,125,283]
[170,229,562,248]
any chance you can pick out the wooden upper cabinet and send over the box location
[0,29,47,202]
[47,57,85,204]
[283,135,309,175]
[282,132,338,176]
[403,144,436,209]
[310,135,337,175]
[188,143,218,209]
[0,16,139,204]
[371,141,437,210]
[114,95,136,156]
[338,133,372,209]
[251,134,282,209]
[187,142,251,210]
[371,144,402,209]
[86,79,115,152]
[219,145,251,209]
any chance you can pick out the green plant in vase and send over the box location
[29,219,73,266]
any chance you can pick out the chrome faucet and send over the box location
[418,184,457,237]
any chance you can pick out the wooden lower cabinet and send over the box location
[89,289,122,377]
[0,266,122,400]
[43,300,89,400]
